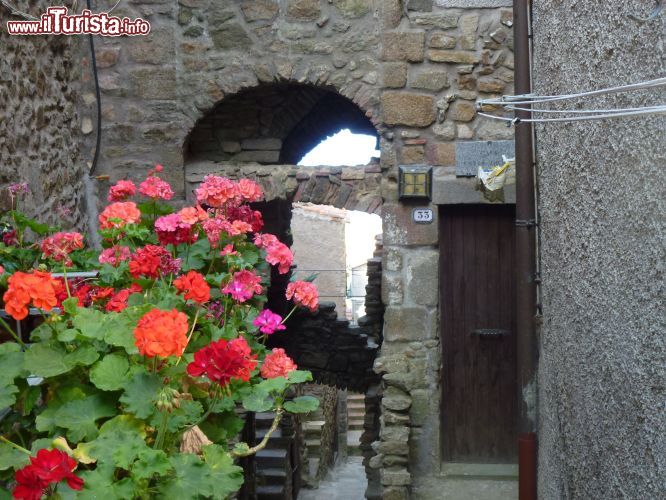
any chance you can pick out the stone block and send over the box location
[407,0,433,10]
[457,124,474,139]
[383,63,408,88]
[287,0,321,20]
[234,150,280,163]
[382,386,412,411]
[382,454,408,466]
[405,249,439,306]
[211,23,252,50]
[429,32,456,49]
[240,138,282,150]
[476,120,515,140]
[428,50,480,64]
[381,425,410,442]
[374,354,408,374]
[410,12,458,29]
[381,468,411,486]
[383,247,403,272]
[382,203,438,246]
[130,67,177,99]
[341,167,365,180]
[127,28,175,64]
[459,13,480,50]
[383,411,410,425]
[411,70,449,91]
[383,306,437,342]
[94,47,120,68]
[381,32,426,62]
[240,0,278,21]
[426,142,456,166]
[382,487,409,500]
[380,0,402,29]
[378,440,409,455]
[381,92,435,127]
[409,389,435,427]
[433,122,455,140]
[449,100,476,122]
[478,77,506,94]
[332,0,371,18]
[382,274,404,305]
[399,145,425,165]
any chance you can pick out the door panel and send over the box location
[440,204,517,463]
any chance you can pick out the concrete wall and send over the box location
[0,1,89,229]
[532,2,665,498]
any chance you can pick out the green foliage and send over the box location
[120,373,161,419]
[90,354,130,391]
[284,396,320,414]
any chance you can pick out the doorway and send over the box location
[440,204,518,463]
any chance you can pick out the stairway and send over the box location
[255,412,295,500]
[346,393,365,457]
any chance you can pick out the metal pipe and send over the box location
[513,0,538,498]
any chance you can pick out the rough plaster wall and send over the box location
[0,1,88,229]
[532,1,665,498]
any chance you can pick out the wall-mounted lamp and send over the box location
[399,165,432,200]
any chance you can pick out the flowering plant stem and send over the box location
[0,436,31,455]
[0,316,27,349]
[230,407,284,458]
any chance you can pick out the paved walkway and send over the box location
[298,457,367,500]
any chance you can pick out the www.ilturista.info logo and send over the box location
[6,7,150,36]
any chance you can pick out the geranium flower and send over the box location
[106,284,142,313]
[178,205,209,225]
[139,168,174,200]
[40,232,84,266]
[134,308,189,358]
[228,206,264,232]
[174,271,210,304]
[0,265,4,275]
[3,229,18,246]
[187,337,257,386]
[222,270,263,303]
[205,300,225,322]
[286,281,319,312]
[155,213,196,246]
[265,240,293,274]
[195,175,239,208]
[13,449,83,500]
[202,217,227,248]
[107,179,136,201]
[220,244,237,257]
[253,309,286,335]
[99,202,141,230]
[3,271,59,320]
[98,245,131,266]
[260,348,297,379]
[253,233,279,249]
[129,245,181,279]
[236,179,263,202]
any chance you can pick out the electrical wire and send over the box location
[478,106,666,124]
[86,0,102,176]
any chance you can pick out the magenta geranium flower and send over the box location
[253,309,286,335]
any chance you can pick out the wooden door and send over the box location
[440,204,518,463]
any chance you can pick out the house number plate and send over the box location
[412,208,434,224]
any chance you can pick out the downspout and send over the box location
[513,1,538,500]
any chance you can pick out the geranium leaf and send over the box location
[90,354,130,391]
[72,308,107,340]
[241,389,273,413]
[131,448,172,480]
[120,372,161,419]
[24,342,71,377]
[287,370,313,384]
[257,376,289,394]
[158,454,210,500]
[0,384,19,408]
[0,342,25,385]
[57,328,79,342]
[283,396,319,414]
[64,345,100,368]
[99,414,147,437]
[202,444,244,497]
[53,394,118,442]
[61,297,79,316]
[0,442,30,471]
[104,313,139,354]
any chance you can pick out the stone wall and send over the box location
[532,1,665,498]
[0,1,89,229]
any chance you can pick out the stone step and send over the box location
[348,422,365,431]
[256,467,288,487]
[348,410,365,418]
[305,438,320,452]
[256,448,289,469]
[256,484,285,500]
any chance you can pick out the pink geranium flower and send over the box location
[98,245,131,266]
[139,167,174,200]
[222,270,263,303]
[286,281,319,311]
[253,309,286,335]
[196,175,239,208]
[265,241,293,274]
[107,180,136,201]
[260,348,297,379]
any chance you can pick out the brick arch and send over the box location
[183,81,382,165]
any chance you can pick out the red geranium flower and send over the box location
[13,449,84,500]
[260,348,297,379]
[174,271,210,304]
[129,245,181,279]
[134,308,189,358]
[40,232,84,267]
[106,284,142,313]
[187,337,257,386]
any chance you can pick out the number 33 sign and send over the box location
[412,208,434,224]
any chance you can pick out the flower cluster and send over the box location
[253,309,286,335]
[174,271,210,304]
[106,283,142,313]
[286,281,319,312]
[107,180,137,202]
[129,245,181,279]
[260,348,297,379]
[40,231,84,266]
[187,337,257,386]
[254,234,293,274]
[139,165,174,200]
[134,308,189,358]
[99,201,142,230]
[13,449,83,500]
[3,271,59,320]
[98,245,131,266]
[155,213,197,246]
[222,270,263,303]
[195,175,239,208]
